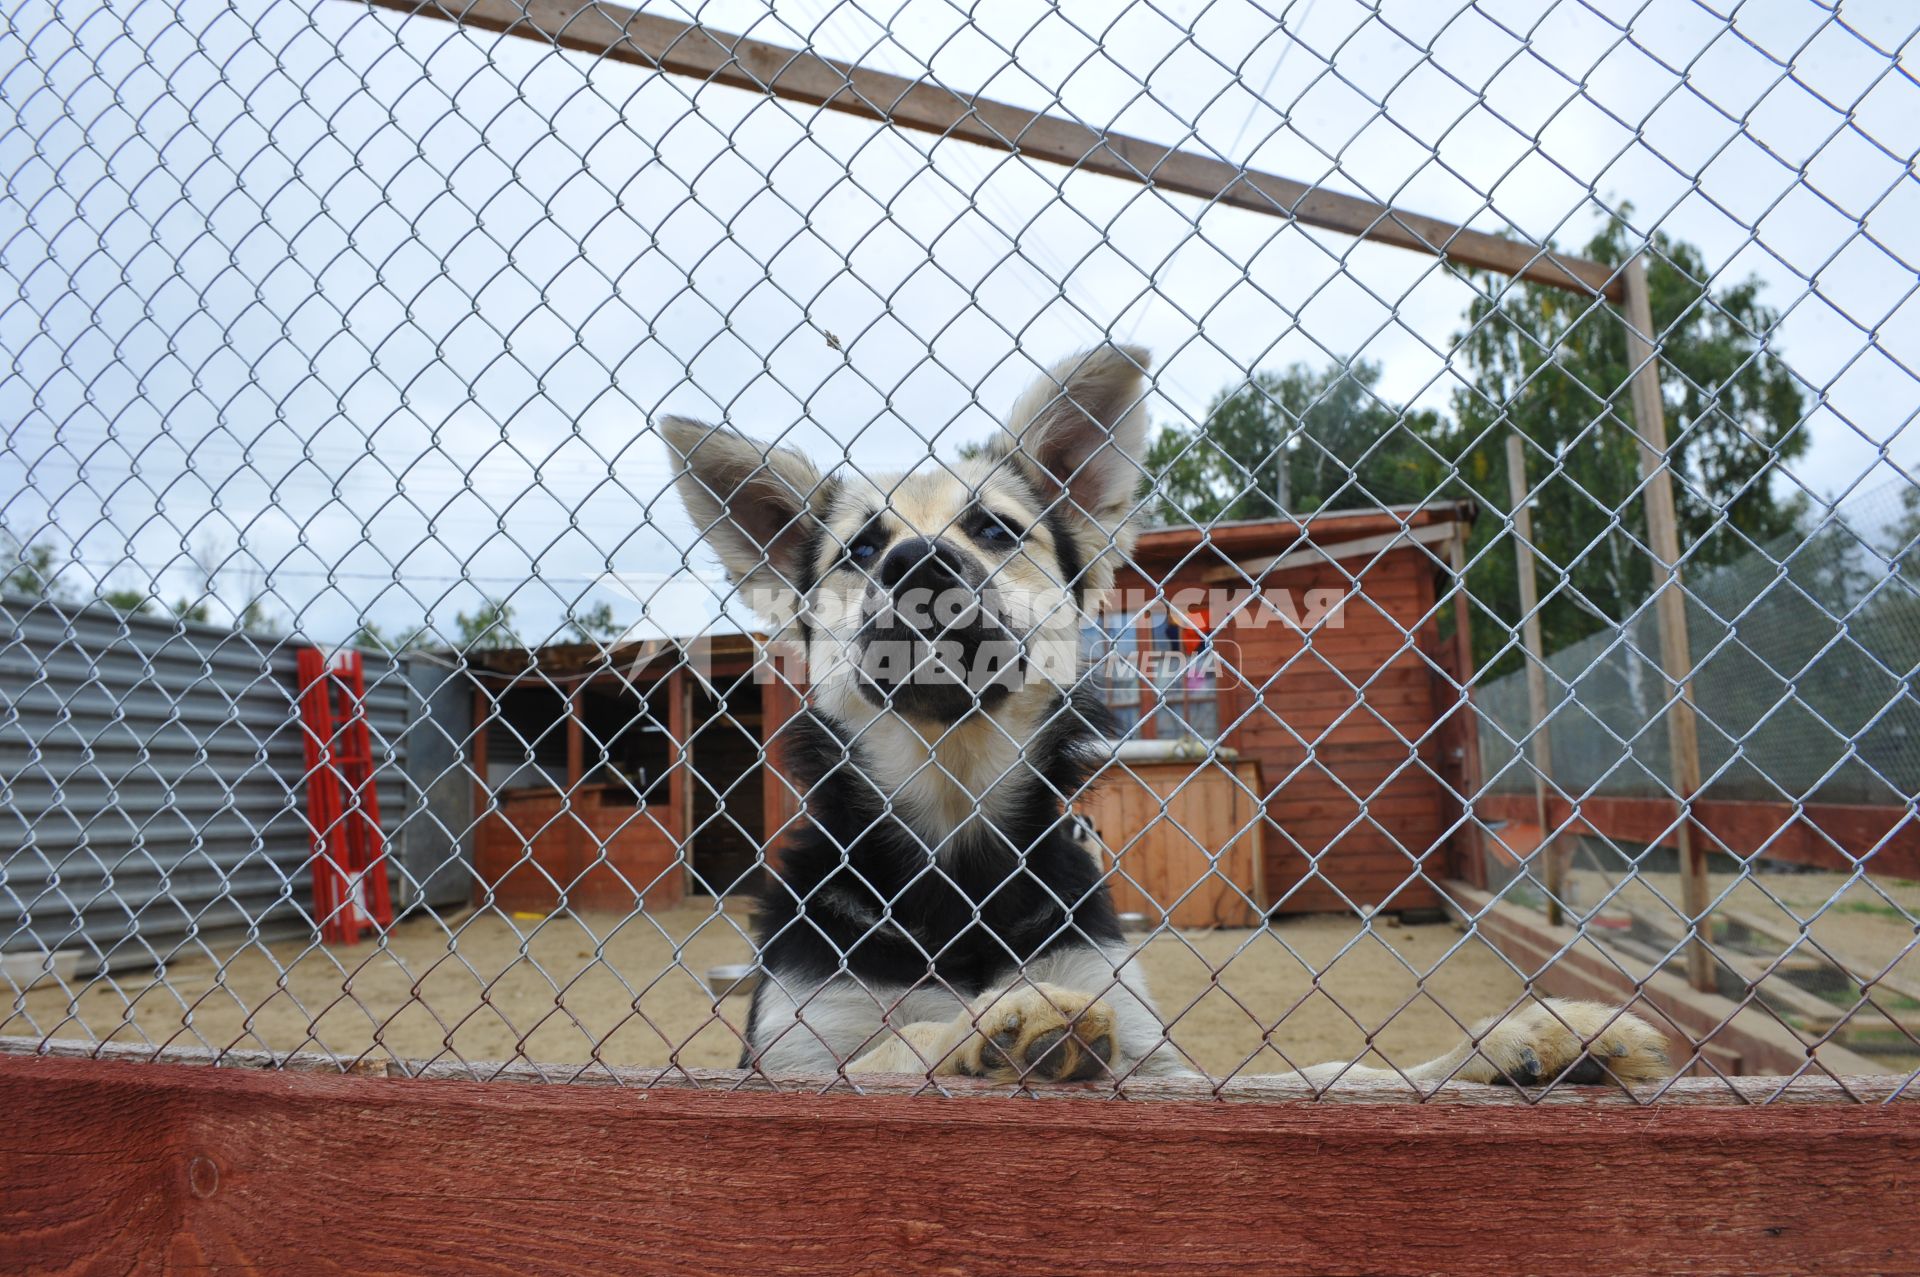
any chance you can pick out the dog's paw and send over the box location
[949,982,1116,1083]
[1457,998,1670,1087]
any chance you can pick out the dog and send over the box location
[664,343,1670,1088]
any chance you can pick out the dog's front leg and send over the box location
[845,1019,971,1074]
[847,982,1117,1081]
[1289,998,1671,1090]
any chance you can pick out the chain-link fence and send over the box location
[3,0,1917,1102]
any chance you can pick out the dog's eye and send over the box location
[848,526,886,564]
[971,512,1023,547]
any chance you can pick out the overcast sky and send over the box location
[1,0,1915,648]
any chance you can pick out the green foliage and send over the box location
[565,600,624,644]
[235,595,281,636]
[349,619,433,654]
[1443,215,1809,671]
[1147,216,1810,675]
[1146,361,1448,524]
[454,597,519,651]
[100,588,157,616]
[0,534,74,601]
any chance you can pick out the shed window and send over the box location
[1080,613,1143,734]
[1148,610,1221,742]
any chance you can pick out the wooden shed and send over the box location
[464,501,1477,924]
[1089,502,1479,920]
[464,633,803,913]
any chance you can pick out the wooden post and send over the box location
[565,684,585,886]
[667,665,692,868]
[1445,520,1487,888]
[759,663,800,858]
[469,680,492,908]
[1622,254,1712,992]
[1504,432,1564,924]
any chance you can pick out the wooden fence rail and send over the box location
[3,1048,1917,1275]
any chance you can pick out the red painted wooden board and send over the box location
[1477,792,1920,879]
[4,1054,1918,1275]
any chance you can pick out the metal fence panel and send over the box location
[0,597,420,968]
[2,0,1917,1101]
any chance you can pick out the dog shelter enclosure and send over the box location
[5,0,1920,1270]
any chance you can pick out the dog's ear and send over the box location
[661,417,833,622]
[993,343,1152,595]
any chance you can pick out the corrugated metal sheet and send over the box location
[0,595,461,967]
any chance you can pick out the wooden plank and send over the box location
[1237,759,1268,913]
[1129,505,1476,562]
[6,1051,1915,1276]
[1201,522,1458,582]
[356,0,1621,301]
[1086,760,1266,926]
[1612,904,1870,1028]
[1449,881,1886,1079]
[1715,906,1920,1006]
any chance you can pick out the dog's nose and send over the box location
[878,537,969,596]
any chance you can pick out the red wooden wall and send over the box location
[1119,509,1471,916]
[475,790,684,912]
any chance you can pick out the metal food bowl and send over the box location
[706,963,762,998]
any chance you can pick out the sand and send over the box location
[1564,864,1920,996]
[6,903,1531,1079]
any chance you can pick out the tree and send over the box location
[1146,361,1448,525]
[454,597,519,651]
[1443,213,1810,671]
[101,588,158,616]
[348,619,434,653]
[0,534,75,601]
[565,601,624,644]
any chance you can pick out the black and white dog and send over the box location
[664,344,1669,1087]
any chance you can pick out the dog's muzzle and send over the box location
[854,537,1025,719]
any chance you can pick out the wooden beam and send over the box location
[5,1034,1912,1102]
[5,1051,1916,1276]
[355,0,1621,300]
[1201,520,1458,582]
[1715,906,1920,1007]
[1623,255,1711,992]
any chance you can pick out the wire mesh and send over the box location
[2,0,1918,1101]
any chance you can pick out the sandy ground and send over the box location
[1554,861,1920,1070]
[1564,864,1920,996]
[6,904,1531,1079]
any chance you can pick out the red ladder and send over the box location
[297,648,394,944]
